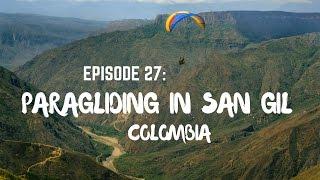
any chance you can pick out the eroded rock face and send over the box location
[199,12,236,25]
[155,14,167,26]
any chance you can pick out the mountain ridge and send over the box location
[0,139,123,179]
[0,65,126,179]
[14,11,320,179]
[155,11,320,42]
[0,12,107,70]
[0,66,96,154]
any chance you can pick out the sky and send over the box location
[0,0,319,21]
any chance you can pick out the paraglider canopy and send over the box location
[166,11,205,32]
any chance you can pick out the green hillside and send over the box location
[15,11,320,179]
[116,105,320,179]
[0,168,21,180]
[112,33,320,178]
[0,66,97,154]
[0,66,124,179]
[16,11,320,96]
[225,11,320,42]
[0,140,122,179]
[294,164,320,180]
[102,19,152,33]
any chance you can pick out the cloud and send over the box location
[272,0,312,4]
[15,0,313,3]
[16,0,313,5]
[135,0,211,4]
[134,0,313,4]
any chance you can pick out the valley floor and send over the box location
[79,126,143,180]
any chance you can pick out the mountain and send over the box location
[15,11,320,179]
[0,66,125,179]
[115,105,320,179]
[0,66,95,154]
[0,12,107,70]
[2,0,320,21]
[103,19,153,33]
[294,164,320,180]
[201,11,320,42]
[16,11,320,120]
[112,32,320,178]
[280,0,320,13]
[0,140,122,179]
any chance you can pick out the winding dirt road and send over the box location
[79,126,124,173]
[27,148,62,173]
[79,126,143,180]
[2,140,63,176]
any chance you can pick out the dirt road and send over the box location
[79,126,143,180]
[27,148,62,173]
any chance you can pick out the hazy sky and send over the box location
[1,0,319,21]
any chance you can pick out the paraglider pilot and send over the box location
[179,57,185,65]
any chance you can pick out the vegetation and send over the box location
[0,66,124,179]
[92,140,113,163]
[115,106,320,179]
[12,11,320,179]
[0,168,21,180]
[0,140,122,179]
[0,12,107,70]
[101,19,152,33]
[78,121,125,138]
[0,66,98,154]
[294,165,320,180]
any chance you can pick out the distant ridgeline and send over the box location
[155,11,320,42]
[14,11,320,179]
[3,11,320,70]
[0,13,109,70]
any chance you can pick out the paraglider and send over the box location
[166,11,205,32]
[179,57,185,65]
